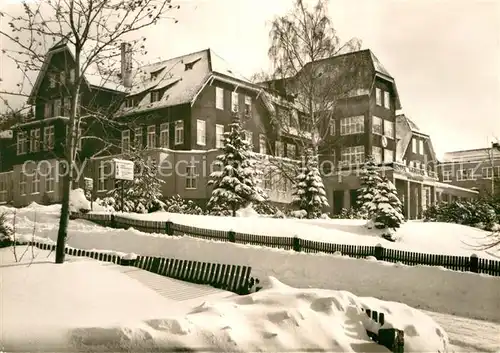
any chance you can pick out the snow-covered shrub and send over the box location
[252,201,281,217]
[164,195,203,215]
[331,208,365,219]
[92,198,115,212]
[0,212,13,248]
[291,149,329,219]
[207,120,268,216]
[236,204,260,217]
[370,177,405,236]
[289,209,308,219]
[357,155,383,220]
[423,200,497,230]
[320,213,330,219]
[69,188,91,213]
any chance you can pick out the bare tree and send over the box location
[0,0,179,263]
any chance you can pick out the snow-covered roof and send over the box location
[396,114,437,162]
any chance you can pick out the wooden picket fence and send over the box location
[76,212,500,276]
[29,240,254,294]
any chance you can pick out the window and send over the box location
[43,126,54,150]
[457,169,475,181]
[159,123,169,148]
[341,145,365,165]
[17,131,27,155]
[384,91,390,109]
[384,120,394,139]
[69,68,75,83]
[49,73,56,88]
[196,119,206,145]
[63,98,71,116]
[244,96,252,116]
[419,140,424,155]
[372,146,382,164]
[340,116,364,135]
[216,87,224,110]
[147,125,156,149]
[263,172,271,190]
[231,92,239,112]
[412,138,417,154]
[384,149,394,163]
[244,131,253,145]
[134,127,143,149]
[53,98,62,116]
[45,165,54,193]
[185,165,197,189]
[415,161,421,170]
[121,130,130,153]
[287,143,296,159]
[216,124,224,148]
[175,120,184,145]
[44,102,52,118]
[275,141,284,157]
[259,134,267,154]
[375,88,382,106]
[483,167,493,179]
[443,170,452,182]
[60,71,66,86]
[30,128,40,152]
[372,116,383,135]
[31,169,40,194]
[151,91,161,103]
[98,162,107,191]
[20,172,27,196]
[0,173,7,201]
[329,119,335,136]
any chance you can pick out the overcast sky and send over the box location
[1,0,499,158]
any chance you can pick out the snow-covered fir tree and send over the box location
[207,119,267,216]
[370,177,405,240]
[106,156,165,213]
[357,155,383,219]
[291,148,329,219]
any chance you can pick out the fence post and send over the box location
[110,214,116,228]
[165,221,174,235]
[470,253,478,273]
[375,244,385,261]
[293,237,301,252]
[228,230,236,243]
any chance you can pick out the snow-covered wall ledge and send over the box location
[36,227,500,323]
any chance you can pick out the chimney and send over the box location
[120,42,133,88]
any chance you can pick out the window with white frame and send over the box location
[375,88,382,106]
[457,169,475,181]
[415,161,421,169]
[259,134,267,154]
[244,96,252,116]
[384,120,394,138]
[263,171,271,190]
[31,169,40,194]
[244,131,253,145]
[185,165,197,189]
[159,123,169,148]
[483,167,493,179]
[275,141,284,157]
[43,126,54,150]
[147,125,156,149]
[384,91,390,109]
[443,170,452,182]
[216,87,224,110]
[372,116,383,135]
[341,145,365,165]
[329,119,335,135]
[419,140,424,155]
[49,72,56,88]
[98,162,107,191]
[412,138,417,153]
[30,128,40,152]
[19,172,27,195]
[231,92,239,112]
[53,98,62,116]
[372,146,382,164]
[134,127,143,149]
[69,68,75,83]
[196,119,206,145]
[0,174,7,201]
[17,131,27,155]
[60,71,66,86]
[340,116,364,135]
[121,130,130,153]
[215,124,224,148]
[287,143,296,158]
[150,90,161,103]
[175,120,184,145]
[45,165,55,193]
[44,102,52,118]
[384,149,394,163]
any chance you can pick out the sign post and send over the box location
[112,159,134,212]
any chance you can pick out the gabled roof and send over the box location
[396,114,437,162]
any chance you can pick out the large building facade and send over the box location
[0,42,479,217]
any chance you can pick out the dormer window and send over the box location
[150,90,161,103]
[125,97,136,108]
[184,58,201,71]
[150,68,164,80]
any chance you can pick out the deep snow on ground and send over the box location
[2,203,500,323]
[0,247,452,352]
